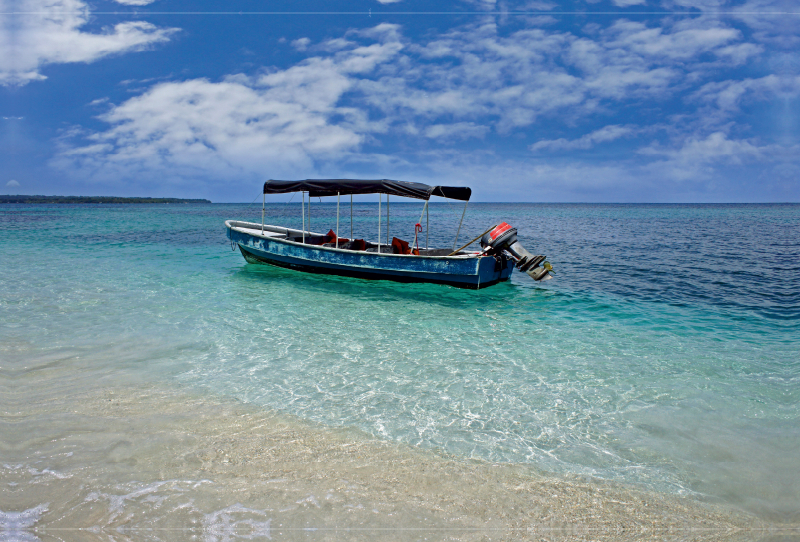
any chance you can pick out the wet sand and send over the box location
[3,381,796,542]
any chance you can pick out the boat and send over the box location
[225,179,552,289]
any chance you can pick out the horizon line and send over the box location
[4,196,797,205]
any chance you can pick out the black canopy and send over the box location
[262,179,471,201]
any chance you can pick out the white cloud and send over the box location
[660,0,727,8]
[694,73,800,115]
[291,38,310,51]
[639,131,764,164]
[681,74,799,134]
[597,18,756,63]
[662,0,799,49]
[382,17,761,128]
[631,133,798,200]
[416,139,796,202]
[612,0,647,6]
[692,75,781,111]
[57,33,405,182]
[112,0,158,5]
[530,124,637,151]
[679,132,763,163]
[0,0,177,86]
[410,151,668,202]
[518,1,557,9]
[424,122,490,140]
[60,75,363,179]
[6,180,20,187]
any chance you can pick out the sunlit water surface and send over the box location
[1,202,798,536]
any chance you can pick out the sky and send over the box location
[1,0,798,202]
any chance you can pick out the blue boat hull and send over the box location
[226,222,515,289]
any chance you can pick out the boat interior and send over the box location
[228,221,468,256]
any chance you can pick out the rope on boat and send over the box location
[447,224,497,257]
[245,191,260,207]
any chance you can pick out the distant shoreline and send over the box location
[0,195,212,204]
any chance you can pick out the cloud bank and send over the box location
[55,5,799,201]
[0,0,176,86]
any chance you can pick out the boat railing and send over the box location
[227,220,479,257]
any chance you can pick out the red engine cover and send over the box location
[489,222,512,241]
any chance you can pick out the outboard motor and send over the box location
[480,222,552,281]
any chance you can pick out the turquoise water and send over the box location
[1,202,798,526]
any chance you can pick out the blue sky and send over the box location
[2,0,798,202]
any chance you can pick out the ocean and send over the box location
[1,202,798,540]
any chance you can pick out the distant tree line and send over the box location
[0,195,212,204]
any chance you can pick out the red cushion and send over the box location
[325,229,350,245]
[391,237,410,255]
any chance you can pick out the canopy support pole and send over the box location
[452,201,468,251]
[301,191,305,244]
[336,192,340,249]
[417,200,428,250]
[426,202,429,249]
[261,193,265,233]
[386,194,390,247]
[308,194,311,234]
[350,195,353,239]
[377,193,381,253]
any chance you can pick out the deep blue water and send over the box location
[1,202,797,521]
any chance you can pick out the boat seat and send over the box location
[349,239,367,251]
[322,229,351,248]
[391,237,411,255]
[330,239,366,251]
[288,235,328,245]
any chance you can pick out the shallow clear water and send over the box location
[1,202,798,530]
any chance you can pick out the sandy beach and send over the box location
[4,381,793,541]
